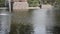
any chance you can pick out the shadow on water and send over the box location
[46,8,60,34]
[52,9,60,34]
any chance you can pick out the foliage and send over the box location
[27,0,60,7]
[28,0,40,7]
[0,0,5,7]
[41,0,60,8]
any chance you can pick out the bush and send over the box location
[0,0,5,7]
[28,0,40,7]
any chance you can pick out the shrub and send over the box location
[0,0,5,7]
[28,0,40,7]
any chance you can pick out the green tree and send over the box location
[41,0,60,8]
[0,0,5,7]
[28,0,40,7]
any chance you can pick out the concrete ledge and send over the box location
[0,7,7,9]
[42,4,54,9]
[13,7,40,11]
[27,7,40,9]
[13,7,40,9]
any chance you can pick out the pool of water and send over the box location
[10,8,60,34]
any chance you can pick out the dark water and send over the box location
[10,8,60,34]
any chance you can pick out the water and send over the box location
[0,9,11,34]
[32,9,47,34]
[0,6,59,34]
[31,8,54,34]
[11,5,60,34]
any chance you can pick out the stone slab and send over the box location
[13,2,29,9]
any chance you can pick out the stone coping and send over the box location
[13,7,40,10]
[13,7,40,12]
[0,7,7,9]
[26,7,40,9]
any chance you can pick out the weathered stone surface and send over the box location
[42,4,54,9]
[13,2,29,11]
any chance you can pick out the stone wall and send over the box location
[13,2,29,11]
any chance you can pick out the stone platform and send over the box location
[13,2,40,11]
[13,2,28,9]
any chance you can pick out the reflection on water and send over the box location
[31,7,55,34]
[52,8,60,34]
[11,8,60,34]
[0,9,11,34]
[32,9,48,34]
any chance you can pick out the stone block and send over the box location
[13,2,29,11]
